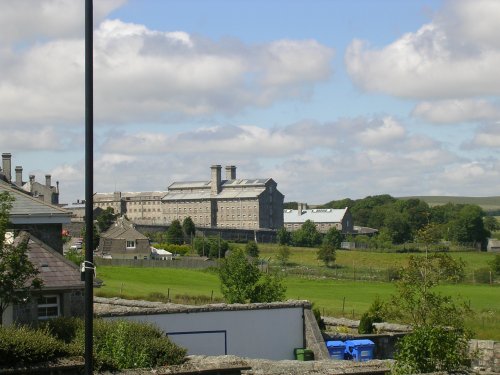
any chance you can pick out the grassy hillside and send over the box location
[398,196,500,211]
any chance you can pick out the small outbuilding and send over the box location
[151,247,173,260]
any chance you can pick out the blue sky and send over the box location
[0,0,499,204]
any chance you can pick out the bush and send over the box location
[0,325,67,366]
[393,325,471,374]
[73,319,186,370]
[155,243,191,256]
[41,316,83,343]
[358,312,376,334]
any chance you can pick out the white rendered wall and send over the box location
[108,307,304,360]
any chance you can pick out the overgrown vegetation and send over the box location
[219,248,286,303]
[1,317,187,371]
[387,253,473,374]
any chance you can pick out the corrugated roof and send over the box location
[284,208,348,224]
[94,191,167,200]
[162,187,265,201]
[0,182,71,221]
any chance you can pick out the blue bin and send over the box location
[326,340,345,360]
[344,339,375,362]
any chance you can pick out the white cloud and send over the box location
[0,0,126,44]
[358,117,406,146]
[412,99,500,124]
[467,123,500,148]
[0,16,333,126]
[345,0,500,99]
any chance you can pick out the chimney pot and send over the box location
[211,165,222,195]
[225,165,237,180]
[15,166,23,186]
[2,153,12,182]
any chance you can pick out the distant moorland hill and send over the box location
[398,196,500,212]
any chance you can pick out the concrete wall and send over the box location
[105,306,305,360]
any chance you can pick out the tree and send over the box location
[219,248,260,303]
[95,207,117,233]
[318,228,342,267]
[276,245,291,266]
[416,223,442,252]
[80,223,99,250]
[484,216,499,232]
[388,253,472,374]
[193,236,229,258]
[276,227,291,245]
[182,217,196,242]
[317,242,336,267]
[291,220,321,247]
[245,241,259,258]
[219,248,286,304]
[448,205,489,247]
[0,192,43,325]
[166,220,183,245]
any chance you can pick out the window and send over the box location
[37,295,60,320]
[126,240,136,249]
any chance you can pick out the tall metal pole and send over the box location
[84,0,94,373]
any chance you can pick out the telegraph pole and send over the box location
[84,0,94,373]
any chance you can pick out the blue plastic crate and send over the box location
[344,339,375,362]
[325,340,345,360]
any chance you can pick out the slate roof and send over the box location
[284,207,349,224]
[0,181,70,224]
[162,187,266,201]
[100,218,148,241]
[168,178,272,191]
[14,232,84,290]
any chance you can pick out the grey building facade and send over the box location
[284,205,354,234]
[92,165,284,230]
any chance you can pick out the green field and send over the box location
[95,265,500,340]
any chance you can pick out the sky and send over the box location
[1,0,499,205]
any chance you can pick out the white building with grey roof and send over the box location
[284,204,353,234]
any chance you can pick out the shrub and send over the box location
[358,312,376,334]
[0,325,67,366]
[73,319,186,371]
[41,316,83,343]
[154,243,191,256]
[393,325,471,374]
[312,306,326,331]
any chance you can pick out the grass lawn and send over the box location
[95,265,500,340]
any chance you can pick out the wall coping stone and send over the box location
[94,297,311,317]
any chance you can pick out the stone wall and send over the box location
[470,339,500,373]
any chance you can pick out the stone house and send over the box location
[283,204,354,234]
[2,232,85,326]
[0,180,71,253]
[98,217,151,259]
[1,152,60,205]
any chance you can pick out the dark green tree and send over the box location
[291,220,322,247]
[323,227,343,248]
[276,227,291,245]
[245,241,259,258]
[317,242,336,267]
[484,215,499,232]
[166,220,183,245]
[182,217,196,242]
[448,205,489,247]
[80,223,99,250]
[193,236,228,258]
[0,192,43,325]
[95,207,117,233]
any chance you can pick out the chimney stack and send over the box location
[2,153,12,182]
[15,166,23,186]
[298,203,304,216]
[211,165,222,195]
[225,165,236,180]
[45,174,51,187]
